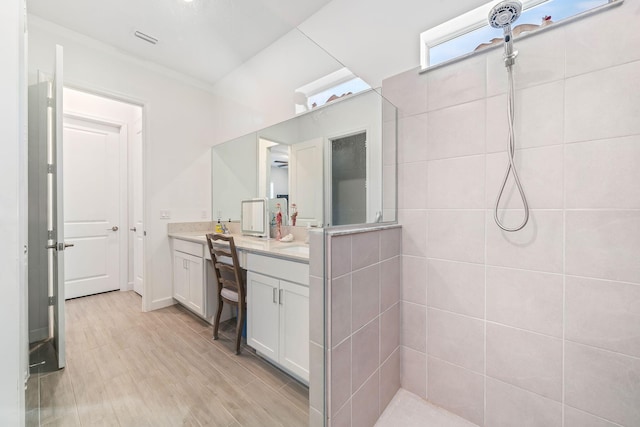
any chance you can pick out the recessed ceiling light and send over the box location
[184,0,193,2]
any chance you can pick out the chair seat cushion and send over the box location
[221,287,239,302]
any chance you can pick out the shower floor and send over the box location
[376,389,479,427]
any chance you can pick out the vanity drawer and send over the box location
[246,253,309,286]
[173,238,204,258]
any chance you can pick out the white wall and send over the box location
[384,1,640,425]
[1,0,27,424]
[28,17,218,310]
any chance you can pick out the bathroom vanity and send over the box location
[168,230,310,383]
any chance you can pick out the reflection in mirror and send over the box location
[240,198,268,237]
[212,89,397,228]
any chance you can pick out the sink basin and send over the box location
[278,245,310,255]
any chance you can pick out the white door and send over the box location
[289,138,323,226]
[63,116,121,299]
[247,272,279,362]
[279,280,310,382]
[132,117,144,295]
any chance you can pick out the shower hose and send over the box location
[494,64,529,232]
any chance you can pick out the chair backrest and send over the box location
[205,234,245,304]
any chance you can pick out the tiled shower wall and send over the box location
[382,1,640,426]
[319,226,402,427]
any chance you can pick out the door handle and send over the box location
[107,226,119,231]
[46,242,75,250]
[279,289,283,305]
[130,227,137,232]
[273,288,277,304]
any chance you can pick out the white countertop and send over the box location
[168,231,310,262]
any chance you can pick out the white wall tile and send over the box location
[402,255,427,306]
[380,303,400,363]
[486,378,562,427]
[427,155,485,209]
[566,210,640,284]
[427,357,484,426]
[486,323,563,401]
[331,235,351,279]
[428,54,486,111]
[310,275,325,346]
[565,61,640,143]
[398,210,427,257]
[427,259,484,319]
[383,165,397,211]
[565,0,640,77]
[352,318,379,393]
[352,265,380,332]
[379,348,400,414]
[380,256,401,312]
[331,274,351,346]
[486,80,564,153]
[427,309,484,373]
[380,227,401,261]
[382,66,428,118]
[486,145,563,209]
[352,231,380,271]
[401,302,426,353]
[565,342,640,427]
[427,210,485,264]
[352,371,380,427]
[566,276,640,358]
[486,266,563,337]
[331,338,351,416]
[486,210,563,273]
[398,161,428,210]
[487,28,565,97]
[563,406,621,427]
[398,113,428,164]
[309,342,325,412]
[401,346,426,398]
[382,119,397,167]
[427,99,485,160]
[565,136,640,209]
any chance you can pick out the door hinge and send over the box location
[47,97,54,108]
[48,230,56,240]
[47,164,55,174]
[48,296,56,306]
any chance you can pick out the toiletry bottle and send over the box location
[215,218,223,233]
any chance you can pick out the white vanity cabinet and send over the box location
[246,253,310,383]
[171,238,211,318]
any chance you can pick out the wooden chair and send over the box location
[205,233,246,355]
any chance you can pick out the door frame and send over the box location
[324,126,371,227]
[62,110,129,294]
[63,82,150,311]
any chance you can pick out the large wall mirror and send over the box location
[211,89,397,228]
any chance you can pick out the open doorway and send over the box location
[62,88,144,299]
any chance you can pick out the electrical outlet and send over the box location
[160,210,171,219]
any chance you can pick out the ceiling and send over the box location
[27,0,334,86]
[27,0,491,89]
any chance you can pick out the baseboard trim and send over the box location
[149,296,175,311]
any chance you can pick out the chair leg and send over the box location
[235,305,245,355]
[213,299,223,340]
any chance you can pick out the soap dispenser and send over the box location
[215,217,223,234]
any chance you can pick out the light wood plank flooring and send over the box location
[26,291,309,427]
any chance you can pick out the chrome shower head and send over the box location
[489,0,522,29]
[488,0,522,66]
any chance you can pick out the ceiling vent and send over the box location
[134,31,158,45]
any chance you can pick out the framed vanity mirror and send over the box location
[240,198,269,237]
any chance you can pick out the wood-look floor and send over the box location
[26,291,309,427]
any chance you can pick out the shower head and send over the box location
[489,0,522,29]
[488,0,522,67]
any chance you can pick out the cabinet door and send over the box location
[186,253,204,316]
[173,251,189,304]
[247,272,279,362]
[279,280,310,382]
